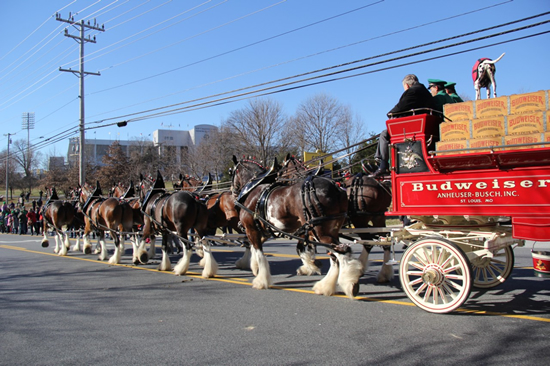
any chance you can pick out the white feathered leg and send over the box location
[147,237,156,259]
[58,232,70,256]
[71,235,80,252]
[98,235,108,261]
[377,248,395,283]
[335,251,363,299]
[41,230,50,248]
[134,237,149,264]
[235,245,251,270]
[296,245,321,276]
[53,232,61,254]
[250,246,259,276]
[251,249,272,290]
[313,255,339,296]
[82,234,92,255]
[201,238,218,278]
[195,239,205,267]
[108,234,124,264]
[173,242,190,275]
[358,246,370,273]
[158,246,172,272]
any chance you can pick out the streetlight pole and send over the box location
[4,132,15,201]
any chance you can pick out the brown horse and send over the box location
[139,171,217,278]
[231,155,362,298]
[344,172,393,282]
[79,182,134,264]
[41,187,75,256]
[110,181,151,264]
[173,174,203,192]
[280,155,395,282]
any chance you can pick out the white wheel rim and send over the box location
[400,239,472,314]
[471,246,514,289]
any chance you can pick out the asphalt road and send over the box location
[1,232,549,366]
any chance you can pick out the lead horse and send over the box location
[231,156,363,298]
[41,187,75,256]
[139,171,217,278]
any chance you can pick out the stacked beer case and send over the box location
[436,90,549,154]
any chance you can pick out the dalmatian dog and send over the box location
[472,52,505,100]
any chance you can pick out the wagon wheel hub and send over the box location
[422,265,444,286]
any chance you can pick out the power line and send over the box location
[84,1,516,122]
[87,15,550,125]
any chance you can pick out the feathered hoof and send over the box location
[41,240,49,248]
[139,252,149,264]
[352,282,360,297]
[314,259,323,270]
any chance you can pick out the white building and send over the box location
[67,124,217,166]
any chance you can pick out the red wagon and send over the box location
[381,111,550,313]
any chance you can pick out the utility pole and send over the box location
[57,12,104,185]
[4,132,15,201]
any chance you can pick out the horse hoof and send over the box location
[84,247,92,255]
[41,241,49,248]
[352,282,360,297]
[139,253,149,264]
[313,259,323,270]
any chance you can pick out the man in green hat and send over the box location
[444,82,464,103]
[428,78,455,112]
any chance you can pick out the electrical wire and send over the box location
[87,16,550,125]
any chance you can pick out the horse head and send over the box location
[278,154,309,181]
[230,155,268,197]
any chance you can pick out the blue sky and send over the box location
[1,0,549,160]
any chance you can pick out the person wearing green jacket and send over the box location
[428,78,455,112]
[444,81,464,103]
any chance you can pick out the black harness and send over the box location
[234,176,347,246]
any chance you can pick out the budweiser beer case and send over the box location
[435,140,469,155]
[471,116,506,139]
[439,120,471,141]
[443,101,474,121]
[506,112,546,135]
[475,96,509,118]
[468,137,503,152]
[509,90,548,114]
[505,133,543,149]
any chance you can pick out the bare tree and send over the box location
[97,141,131,189]
[338,111,366,166]
[9,138,43,192]
[292,92,354,154]
[223,98,287,164]
[128,137,156,180]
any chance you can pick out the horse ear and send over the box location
[96,181,101,190]
[179,173,183,180]
[140,173,143,181]
[232,155,238,165]
[285,153,290,161]
[156,170,162,181]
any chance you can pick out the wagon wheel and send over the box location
[470,246,514,289]
[399,237,472,314]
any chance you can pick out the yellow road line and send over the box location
[1,243,548,323]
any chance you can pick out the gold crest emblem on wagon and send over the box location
[398,145,423,169]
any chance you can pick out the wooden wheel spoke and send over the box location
[415,282,428,296]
